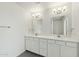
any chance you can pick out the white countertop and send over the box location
[25,35,79,43]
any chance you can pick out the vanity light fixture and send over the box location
[62,6,67,12]
[32,12,42,19]
[31,6,43,19]
[51,6,67,15]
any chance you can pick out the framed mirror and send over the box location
[31,13,43,35]
[51,16,67,37]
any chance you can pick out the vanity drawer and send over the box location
[66,42,78,47]
[55,40,65,46]
[48,40,55,44]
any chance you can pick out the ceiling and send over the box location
[16,2,45,10]
[16,2,56,10]
[16,2,70,11]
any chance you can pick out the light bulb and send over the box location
[63,6,67,12]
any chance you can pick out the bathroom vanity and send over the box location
[25,35,79,57]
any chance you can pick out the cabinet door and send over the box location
[40,39,47,56]
[26,37,33,51]
[32,38,40,54]
[61,46,77,57]
[48,43,60,57]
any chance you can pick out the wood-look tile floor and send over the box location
[18,50,43,57]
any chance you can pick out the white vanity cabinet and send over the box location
[61,42,78,57]
[31,37,40,54]
[25,36,79,57]
[48,39,79,57]
[48,40,60,57]
[25,37,40,54]
[39,39,48,56]
[25,37,33,51]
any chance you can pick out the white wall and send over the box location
[72,3,79,38]
[24,3,72,36]
[0,2,26,57]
